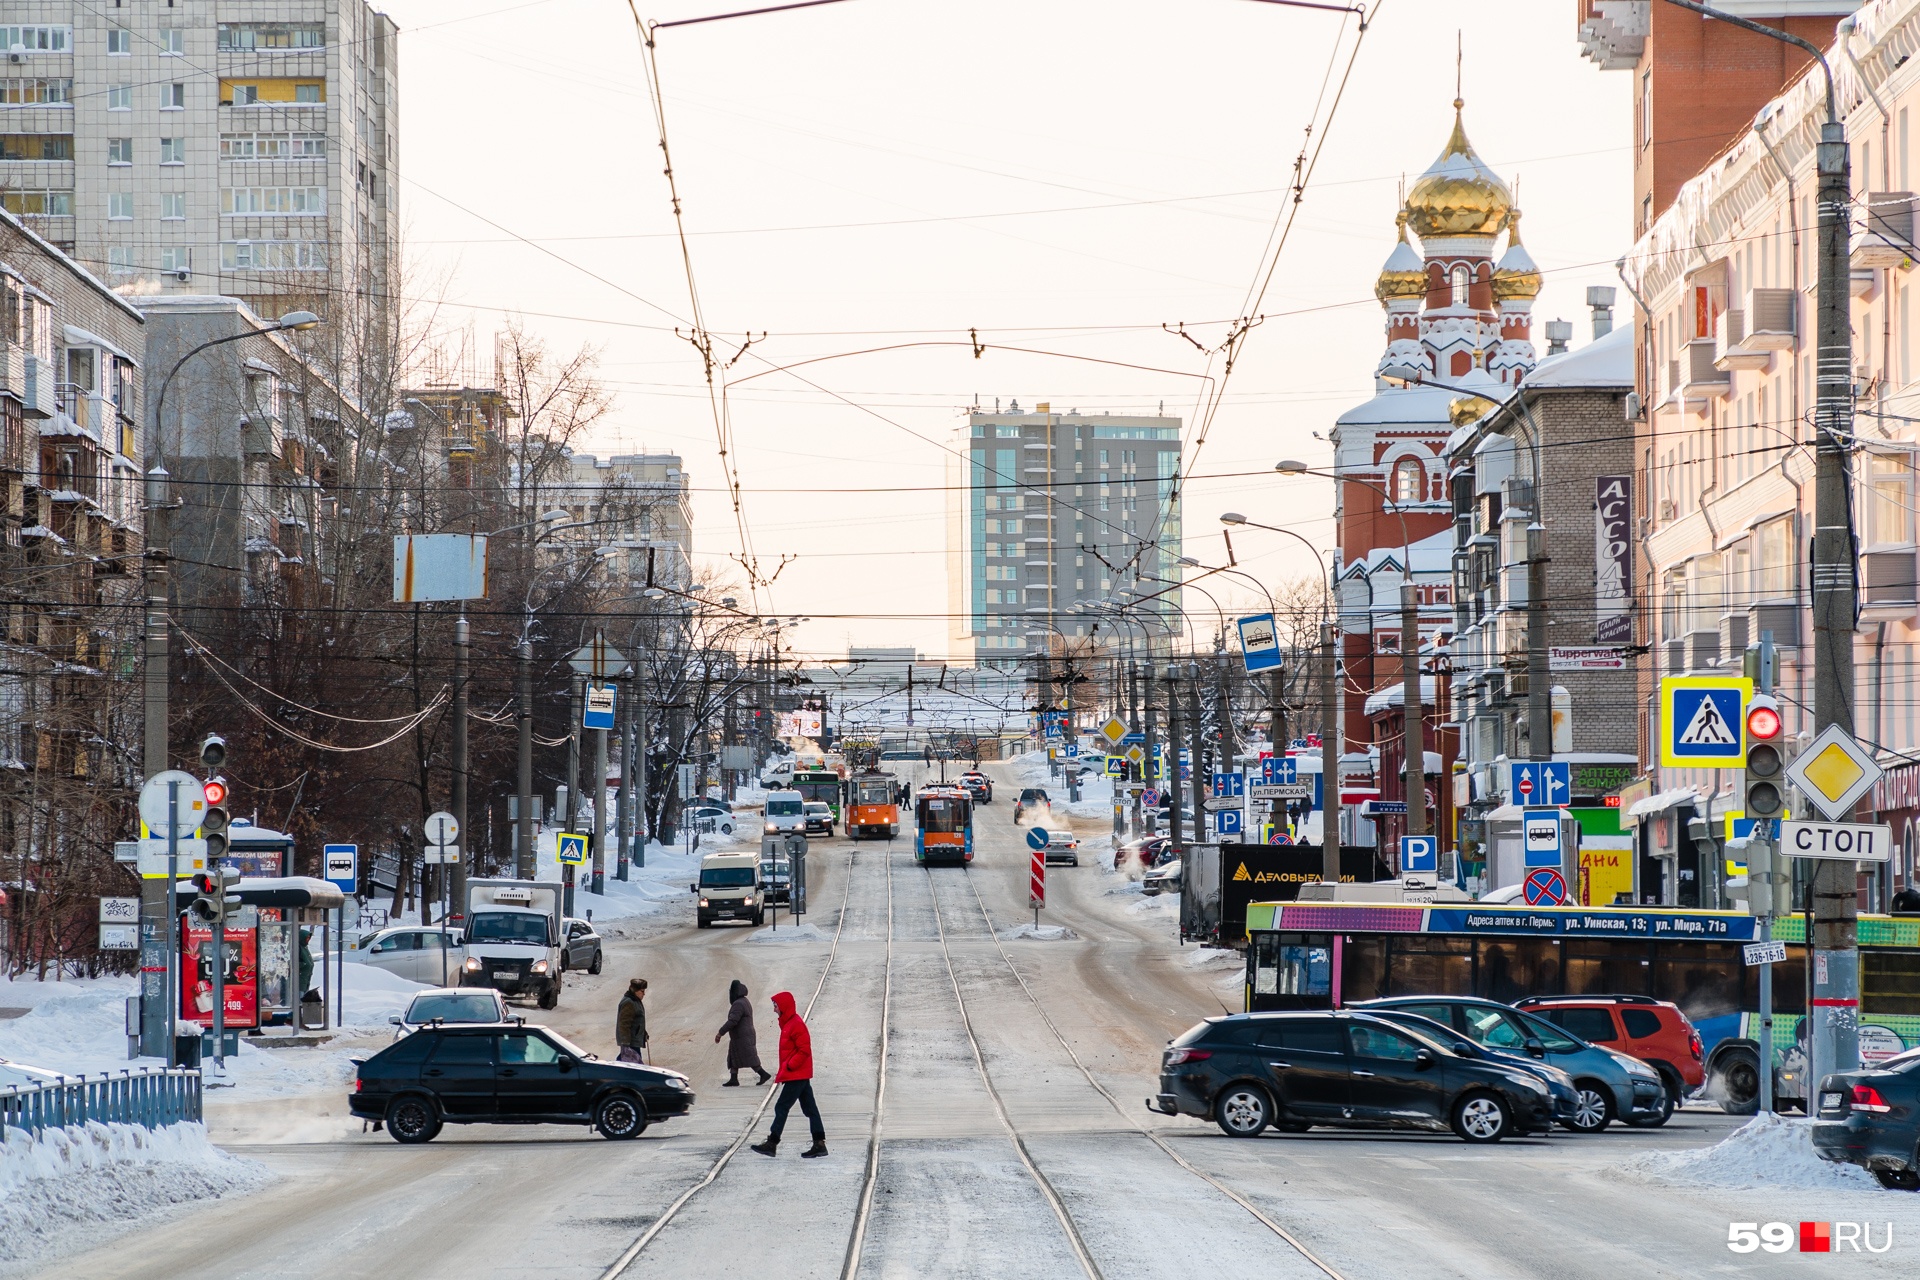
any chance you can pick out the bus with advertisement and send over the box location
[1240,899,1920,1114]
[915,788,974,865]
[847,770,899,840]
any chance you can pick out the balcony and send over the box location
[1851,192,1916,271]
[1744,289,1797,349]
[1713,310,1769,372]
[1718,611,1748,660]
[1680,338,1730,399]
[1861,549,1918,617]
[1685,627,1720,672]
[1748,601,1798,649]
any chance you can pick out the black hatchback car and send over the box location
[1151,1011,1555,1143]
[1814,1054,1920,1190]
[349,1023,695,1143]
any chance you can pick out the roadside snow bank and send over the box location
[1128,892,1180,915]
[998,923,1077,942]
[0,1121,268,1267]
[1609,1114,1878,1191]
[744,923,830,944]
[1185,946,1242,971]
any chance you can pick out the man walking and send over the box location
[750,990,826,1158]
[616,978,649,1064]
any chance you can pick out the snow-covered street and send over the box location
[9,761,1920,1278]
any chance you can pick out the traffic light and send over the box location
[200,734,232,863]
[187,867,240,926]
[1743,695,1786,823]
[200,734,227,771]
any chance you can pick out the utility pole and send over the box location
[1321,622,1342,883]
[1660,0,1858,1081]
[1164,665,1184,855]
[615,674,631,881]
[564,672,583,917]
[635,661,649,868]
[591,703,608,896]
[516,640,534,879]
[1140,649,1157,838]
[139,483,171,1060]
[451,615,469,911]
[1402,581,1427,843]
[1187,662,1206,846]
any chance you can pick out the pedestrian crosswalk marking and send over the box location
[1678,695,1737,746]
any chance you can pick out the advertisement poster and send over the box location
[1594,475,1632,644]
[179,923,260,1029]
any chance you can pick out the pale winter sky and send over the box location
[380,0,1632,662]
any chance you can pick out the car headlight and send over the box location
[463,956,481,971]
[699,898,710,907]
[531,960,549,974]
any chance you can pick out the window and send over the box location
[229,84,260,106]
[1640,71,1651,152]
[1261,1017,1343,1054]
[159,246,190,273]
[0,133,71,160]
[1620,1008,1664,1040]
[1545,1006,1619,1043]
[107,86,131,111]
[107,138,132,165]
[0,25,71,54]
[424,1035,495,1067]
[1393,457,1424,503]
[0,78,72,106]
[159,137,184,164]
[1868,452,1913,546]
[107,246,134,274]
[160,193,184,220]
[218,23,326,51]
[160,30,184,56]
[1755,516,1794,598]
[107,28,131,56]
[0,190,72,217]
[221,132,325,160]
[162,83,185,110]
[294,83,322,104]
[222,186,325,215]
[1450,264,1471,307]
[107,193,132,221]
[499,1034,563,1065]
[1349,1023,1425,1061]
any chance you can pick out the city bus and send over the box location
[915,788,974,865]
[791,768,844,823]
[847,770,899,840]
[1241,900,1920,1114]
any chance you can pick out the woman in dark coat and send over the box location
[715,979,770,1086]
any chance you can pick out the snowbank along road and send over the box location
[25,761,1920,1279]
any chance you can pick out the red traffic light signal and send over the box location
[203,778,228,807]
[1746,696,1783,742]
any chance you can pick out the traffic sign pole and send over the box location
[166,782,178,1064]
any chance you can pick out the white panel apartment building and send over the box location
[0,3,396,318]
[1621,0,1920,903]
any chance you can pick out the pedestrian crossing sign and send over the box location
[556,832,588,865]
[1659,676,1752,768]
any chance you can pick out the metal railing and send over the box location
[0,1067,201,1138]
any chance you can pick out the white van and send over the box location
[764,790,805,835]
[693,851,762,927]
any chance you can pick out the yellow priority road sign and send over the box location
[1100,717,1129,745]
[1125,745,1145,765]
[1785,724,1884,820]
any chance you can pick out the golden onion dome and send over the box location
[1492,209,1543,302]
[1404,101,1512,239]
[1374,213,1427,306]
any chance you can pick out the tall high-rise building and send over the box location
[950,404,1181,664]
[0,3,398,319]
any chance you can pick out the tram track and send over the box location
[935,861,1351,1280]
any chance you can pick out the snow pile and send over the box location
[1128,892,1180,915]
[0,1121,268,1266]
[1104,879,1145,897]
[997,923,1077,942]
[1610,1114,1879,1191]
[1184,946,1243,971]
[745,922,831,944]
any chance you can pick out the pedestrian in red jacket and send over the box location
[751,990,826,1158]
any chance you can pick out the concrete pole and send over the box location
[451,616,469,911]
[139,509,172,1060]
[1187,664,1206,846]
[1321,622,1342,884]
[564,673,583,917]
[615,674,631,882]
[1402,581,1427,843]
[591,719,607,896]
[1164,667,1183,855]
[516,640,534,879]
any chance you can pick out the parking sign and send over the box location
[1399,834,1437,874]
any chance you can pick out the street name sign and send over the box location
[1781,819,1893,862]
[1784,724,1884,821]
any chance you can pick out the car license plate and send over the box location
[1822,1091,1845,1110]
[492,971,515,981]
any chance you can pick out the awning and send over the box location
[1626,788,1699,819]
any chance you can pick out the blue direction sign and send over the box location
[1399,834,1438,874]
[556,832,588,865]
[1121,731,1146,746]
[1026,827,1050,851]
[1216,809,1244,837]
[1522,809,1563,868]
[1659,676,1751,768]
[1211,771,1245,799]
[1508,761,1571,808]
[1261,756,1299,786]
[323,843,358,894]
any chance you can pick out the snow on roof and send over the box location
[1347,528,1455,577]
[63,323,138,368]
[1363,677,1440,717]
[1521,323,1634,390]
[1336,383,1462,427]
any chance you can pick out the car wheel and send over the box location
[1714,1049,1761,1116]
[594,1092,648,1140]
[1562,1081,1614,1133]
[538,982,559,1010]
[1452,1090,1510,1143]
[1874,1166,1920,1192]
[697,915,710,929]
[589,950,602,975]
[386,1095,441,1144]
[1627,1075,1679,1128]
[721,823,734,835]
[1213,1085,1271,1139]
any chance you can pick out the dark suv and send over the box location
[1514,995,1703,1115]
[1150,1011,1556,1143]
[959,771,993,803]
[349,1023,695,1143]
